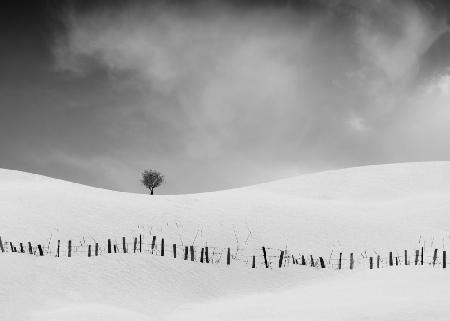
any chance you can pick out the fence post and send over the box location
[133,237,137,253]
[57,240,60,257]
[404,250,408,265]
[88,245,91,257]
[310,255,315,267]
[279,251,284,268]
[262,247,268,268]
[421,246,424,265]
[301,255,306,265]
[338,253,342,270]
[369,257,373,269]
[139,234,142,253]
[252,255,256,268]
[122,237,127,253]
[95,243,99,256]
[377,255,380,268]
[161,238,165,256]
[319,257,326,268]
[37,244,44,256]
[10,242,15,252]
[205,246,209,263]
[190,245,195,261]
[0,236,4,252]
[395,257,398,266]
[389,252,393,266]
[184,246,188,260]
[108,239,112,253]
[19,243,24,253]
[443,251,447,269]
[114,244,118,253]
[433,249,438,266]
[200,248,204,263]
[68,240,72,257]
[415,250,419,265]
[173,244,177,258]
[151,236,156,254]
[350,253,354,270]
[227,247,231,265]
[28,242,33,254]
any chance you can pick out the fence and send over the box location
[0,234,447,270]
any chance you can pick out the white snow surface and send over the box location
[1,161,450,320]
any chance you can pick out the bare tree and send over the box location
[141,170,164,195]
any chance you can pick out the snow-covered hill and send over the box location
[1,162,450,321]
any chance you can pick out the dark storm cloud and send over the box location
[1,0,450,193]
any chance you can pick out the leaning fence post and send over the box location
[0,236,4,252]
[88,245,91,257]
[279,251,284,268]
[433,249,438,266]
[122,237,127,253]
[37,244,44,256]
[68,240,72,257]
[114,244,118,253]
[262,247,269,268]
[310,255,315,267]
[10,242,15,252]
[350,253,354,270]
[227,248,231,265]
[443,251,447,269]
[95,243,99,256]
[319,257,326,268]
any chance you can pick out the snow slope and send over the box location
[1,161,450,320]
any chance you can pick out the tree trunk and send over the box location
[151,188,154,195]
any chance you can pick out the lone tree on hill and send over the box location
[141,170,164,195]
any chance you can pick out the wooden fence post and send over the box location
[28,242,33,254]
[319,257,326,268]
[88,245,91,257]
[57,240,60,257]
[139,234,142,253]
[252,255,256,268]
[122,237,127,253]
[200,248,204,263]
[184,246,188,260]
[19,243,24,253]
[262,247,269,268]
[310,255,315,267]
[395,257,398,266]
[421,246,424,265]
[205,246,209,263]
[279,250,284,268]
[151,236,156,254]
[10,242,15,252]
[433,249,438,266]
[37,244,44,256]
[415,250,419,265]
[190,245,195,261]
[95,243,99,256]
[68,240,72,257]
[404,250,408,265]
[133,237,137,253]
[338,253,342,270]
[161,238,165,256]
[301,255,306,265]
[370,257,373,269]
[108,239,112,253]
[173,244,177,258]
[227,247,231,265]
[0,236,4,252]
[443,251,447,269]
[377,255,380,268]
[389,252,393,266]
[350,253,354,270]
[114,244,118,253]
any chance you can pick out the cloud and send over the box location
[51,0,450,193]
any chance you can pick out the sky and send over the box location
[1,0,450,194]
